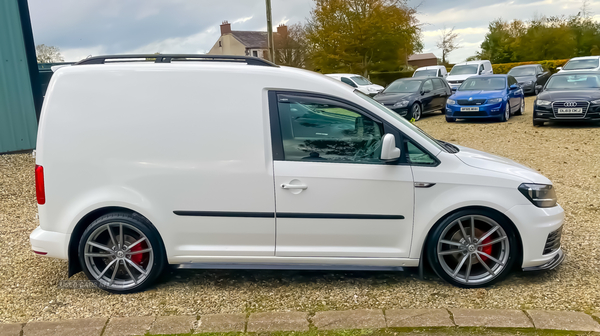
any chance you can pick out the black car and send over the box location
[373,77,452,121]
[533,72,600,126]
[507,64,550,95]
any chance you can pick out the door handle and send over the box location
[281,183,308,190]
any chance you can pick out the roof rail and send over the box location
[74,54,278,67]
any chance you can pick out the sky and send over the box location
[28,0,600,64]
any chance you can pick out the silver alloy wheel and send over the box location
[412,104,422,121]
[521,98,525,112]
[84,222,154,290]
[436,215,510,285]
[504,103,510,121]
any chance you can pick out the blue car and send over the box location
[445,75,525,122]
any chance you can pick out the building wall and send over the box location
[0,0,39,153]
[207,34,247,56]
[408,58,438,68]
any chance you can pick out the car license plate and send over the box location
[460,107,479,112]
[557,108,582,114]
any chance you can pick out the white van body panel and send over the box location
[32,61,562,276]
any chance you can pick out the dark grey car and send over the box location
[508,64,550,95]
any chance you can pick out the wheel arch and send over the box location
[67,206,166,277]
[418,205,523,272]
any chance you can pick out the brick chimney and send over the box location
[220,21,231,35]
[277,24,288,37]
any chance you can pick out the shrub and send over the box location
[492,59,569,74]
[369,70,414,87]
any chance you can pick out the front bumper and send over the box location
[30,226,70,260]
[504,204,564,269]
[523,249,565,271]
[534,103,600,121]
[446,102,505,119]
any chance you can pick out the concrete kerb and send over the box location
[3,309,600,335]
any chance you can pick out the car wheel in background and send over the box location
[515,98,524,116]
[534,86,540,95]
[500,103,510,122]
[408,103,422,121]
[78,212,166,294]
[445,116,456,122]
[426,209,518,288]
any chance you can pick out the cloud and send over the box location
[422,27,488,37]
[232,16,254,24]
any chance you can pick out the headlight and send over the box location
[536,100,551,106]
[591,99,600,105]
[393,101,409,108]
[526,80,534,85]
[447,99,456,105]
[518,183,557,208]
[487,98,503,104]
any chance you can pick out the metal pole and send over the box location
[265,0,275,63]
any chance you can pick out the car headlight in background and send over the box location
[488,98,503,104]
[447,99,456,105]
[518,183,557,208]
[536,100,551,106]
[526,80,534,85]
[393,101,409,108]
[591,99,600,105]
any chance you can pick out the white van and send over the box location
[31,54,563,293]
[412,65,447,78]
[325,73,384,96]
[446,60,493,90]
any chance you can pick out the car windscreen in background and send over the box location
[351,76,371,85]
[563,59,599,70]
[459,77,506,91]
[414,70,437,77]
[508,68,535,76]
[545,74,600,90]
[450,65,478,75]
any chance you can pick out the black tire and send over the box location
[500,102,510,122]
[78,212,166,294]
[533,119,545,127]
[515,98,524,116]
[408,103,422,121]
[426,209,518,288]
[446,116,456,122]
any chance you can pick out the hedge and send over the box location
[369,70,414,87]
[492,59,569,74]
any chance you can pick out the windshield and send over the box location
[354,91,447,153]
[545,74,600,90]
[508,67,535,76]
[459,77,506,91]
[450,65,478,75]
[563,59,599,70]
[384,80,422,93]
[414,69,437,77]
[351,76,371,85]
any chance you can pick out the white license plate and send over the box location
[557,108,582,114]
[460,107,479,111]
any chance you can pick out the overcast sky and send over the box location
[29,0,600,64]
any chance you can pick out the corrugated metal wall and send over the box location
[0,0,38,153]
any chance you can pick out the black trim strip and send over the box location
[173,211,403,220]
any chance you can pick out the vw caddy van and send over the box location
[31,55,564,293]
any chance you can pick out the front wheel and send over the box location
[426,209,518,288]
[515,98,524,115]
[78,212,166,294]
[500,102,510,122]
[445,116,456,122]
[408,103,422,121]
[533,119,545,127]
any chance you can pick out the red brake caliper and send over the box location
[130,241,147,265]
[479,237,492,262]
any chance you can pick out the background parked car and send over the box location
[508,64,550,95]
[533,72,600,126]
[557,56,600,73]
[446,74,525,122]
[325,73,384,96]
[374,77,451,121]
[412,65,448,78]
[446,60,493,91]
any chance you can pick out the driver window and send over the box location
[422,80,433,92]
[277,95,384,164]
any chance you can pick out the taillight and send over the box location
[35,165,45,205]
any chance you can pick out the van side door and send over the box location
[269,92,414,258]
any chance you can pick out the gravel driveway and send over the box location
[1,96,599,323]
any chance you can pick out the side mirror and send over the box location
[422,89,431,94]
[380,134,400,162]
[509,84,519,90]
[556,67,563,71]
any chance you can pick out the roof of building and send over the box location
[408,53,437,61]
[230,31,270,49]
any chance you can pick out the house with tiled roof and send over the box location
[208,21,287,60]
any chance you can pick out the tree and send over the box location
[436,26,460,65]
[36,44,64,63]
[305,0,422,76]
[275,23,309,68]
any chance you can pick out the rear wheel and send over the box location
[78,213,166,294]
[426,209,518,288]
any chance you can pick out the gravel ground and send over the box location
[1,96,599,323]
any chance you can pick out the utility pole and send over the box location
[265,0,275,63]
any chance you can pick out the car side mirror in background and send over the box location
[509,84,519,90]
[556,67,563,71]
[380,134,400,162]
